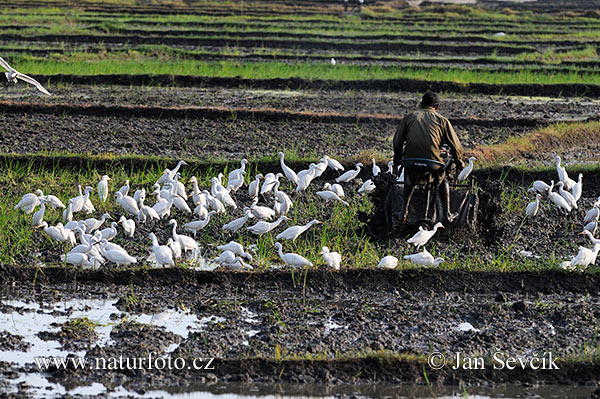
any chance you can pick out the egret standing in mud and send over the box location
[525,194,541,218]
[274,242,312,267]
[547,181,572,213]
[407,222,444,249]
[319,246,341,270]
[528,180,550,193]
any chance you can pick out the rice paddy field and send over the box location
[1,0,600,398]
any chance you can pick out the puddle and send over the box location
[0,298,225,366]
[3,377,597,398]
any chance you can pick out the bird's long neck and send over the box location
[171,222,178,239]
[277,245,284,258]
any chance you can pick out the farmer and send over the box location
[393,92,465,223]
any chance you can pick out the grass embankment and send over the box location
[6,57,600,85]
[472,120,600,165]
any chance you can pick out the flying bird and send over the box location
[0,56,51,95]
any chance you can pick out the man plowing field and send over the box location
[388,92,476,228]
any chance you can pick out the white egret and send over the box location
[548,181,571,213]
[194,204,209,219]
[371,159,380,177]
[276,220,322,242]
[98,175,110,203]
[71,186,93,214]
[133,188,146,208]
[330,58,336,66]
[139,196,160,222]
[215,250,237,265]
[378,255,398,269]
[31,199,46,228]
[358,179,376,194]
[335,163,362,183]
[217,241,252,261]
[274,242,312,267]
[527,180,550,193]
[407,222,444,249]
[211,177,237,209]
[557,181,577,209]
[278,152,299,185]
[555,155,576,191]
[169,219,199,253]
[184,210,217,237]
[458,157,476,182]
[248,174,263,200]
[249,199,276,220]
[321,155,344,172]
[525,194,541,217]
[37,191,65,209]
[319,246,341,270]
[247,215,288,236]
[227,159,249,183]
[102,241,137,266]
[296,164,319,192]
[584,201,600,224]
[222,208,252,233]
[560,243,600,271]
[261,173,283,195]
[63,252,90,267]
[15,190,42,214]
[572,173,583,202]
[40,222,71,243]
[227,173,245,192]
[99,222,118,241]
[0,56,51,95]
[119,216,135,238]
[118,180,130,197]
[273,181,293,209]
[323,182,344,197]
[149,233,174,267]
[83,213,112,233]
[404,248,444,267]
[313,161,328,178]
[167,238,182,259]
[63,199,74,223]
[316,190,349,206]
[189,177,204,205]
[205,191,226,214]
[584,219,598,235]
[115,191,140,216]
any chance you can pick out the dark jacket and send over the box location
[393,107,464,169]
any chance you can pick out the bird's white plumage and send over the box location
[458,157,476,182]
[406,222,444,249]
[378,255,398,269]
[274,242,312,267]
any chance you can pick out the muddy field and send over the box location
[0,85,598,159]
[1,266,600,395]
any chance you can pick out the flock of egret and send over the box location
[524,155,599,270]
[15,154,399,271]
[14,148,485,271]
